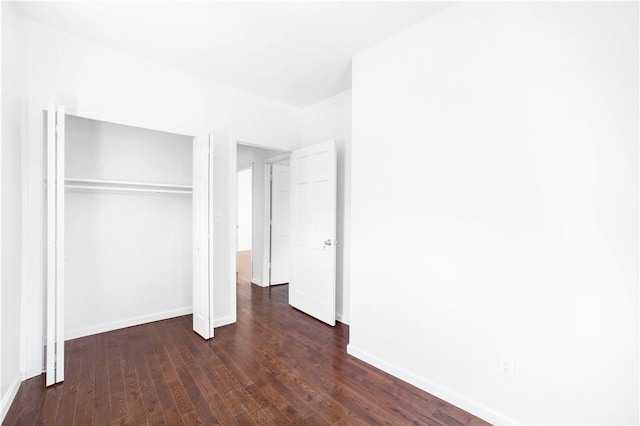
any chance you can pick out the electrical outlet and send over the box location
[498,355,515,380]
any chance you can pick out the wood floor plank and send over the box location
[121,336,147,424]
[144,347,186,425]
[55,339,81,426]
[3,251,489,426]
[72,336,96,426]
[130,332,167,425]
[175,365,219,425]
[106,332,130,424]
[92,333,111,425]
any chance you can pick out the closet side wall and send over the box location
[65,116,193,339]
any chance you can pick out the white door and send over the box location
[270,164,290,285]
[46,104,65,385]
[289,140,337,325]
[192,134,214,339]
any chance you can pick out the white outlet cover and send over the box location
[498,355,515,380]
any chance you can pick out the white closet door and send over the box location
[270,164,290,285]
[289,140,337,325]
[192,134,214,339]
[46,104,65,386]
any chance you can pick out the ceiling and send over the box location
[13,1,451,108]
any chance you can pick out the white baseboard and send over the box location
[251,277,268,287]
[65,306,193,340]
[1,371,22,423]
[346,344,519,425]
[213,315,235,328]
[336,312,350,325]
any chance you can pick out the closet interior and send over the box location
[62,115,194,340]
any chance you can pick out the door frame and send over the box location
[21,102,209,380]
[261,153,290,286]
[230,141,289,300]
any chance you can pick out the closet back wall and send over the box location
[65,116,193,340]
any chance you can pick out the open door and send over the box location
[289,140,337,325]
[46,104,65,386]
[192,134,214,339]
[270,164,290,285]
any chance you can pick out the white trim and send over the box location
[236,140,289,153]
[213,315,235,328]
[207,134,216,337]
[45,104,56,386]
[22,102,45,379]
[0,372,22,423]
[227,139,238,325]
[64,107,198,138]
[262,163,272,286]
[19,99,29,378]
[55,105,66,383]
[251,277,268,287]
[263,152,290,164]
[65,307,193,341]
[336,312,350,325]
[346,344,520,426]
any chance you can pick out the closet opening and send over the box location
[62,115,194,341]
[42,106,214,385]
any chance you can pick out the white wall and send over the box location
[301,90,351,324]
[349,3,638,424]
[18,16,302,379]
[237,144,285,285]
[237,168,252,252]
[65,116,193,339]
[1,2,24,421]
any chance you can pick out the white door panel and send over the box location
[289,140,337,326]
[270,164,290,285]
[46,104,65,386]
[192,134,214,339]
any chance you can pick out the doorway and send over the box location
[231,140,338,326]
[235,143,290,288]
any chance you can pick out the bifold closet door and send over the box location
[192,134,214,339]
[46,104,65,386]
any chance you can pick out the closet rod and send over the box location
[65,184,192,195]
[65,177,192,190]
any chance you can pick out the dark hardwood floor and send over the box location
[3,252,489,425]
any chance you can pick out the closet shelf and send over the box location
[64,178,192,195]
